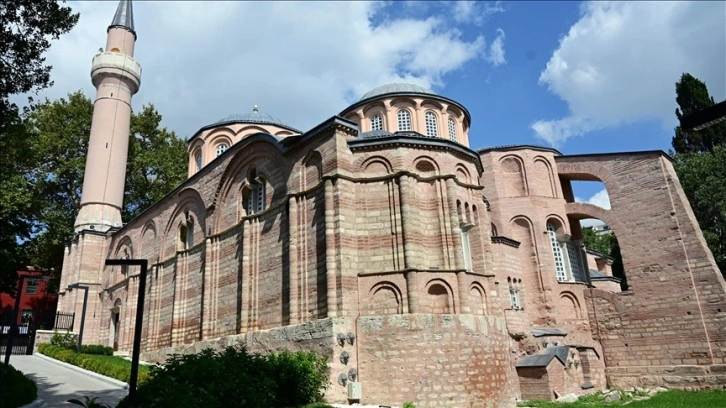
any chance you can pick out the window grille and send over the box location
[371,114,383,131]
[448,117,457,141]
[216,143,229,157]
[547,223,568,282]
[397,110,411,131]
[425,112,438,137]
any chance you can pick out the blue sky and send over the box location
[14,1,726,211]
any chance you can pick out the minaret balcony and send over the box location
[91,51,142,93]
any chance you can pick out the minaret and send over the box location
[74,0,141,232]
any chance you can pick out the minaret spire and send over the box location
[109,0,136,38]
[74,0,142,233]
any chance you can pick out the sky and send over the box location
[13,0,726,226]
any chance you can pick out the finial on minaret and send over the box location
[108,0,136,39]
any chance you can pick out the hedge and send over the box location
[38,344,151,384]
[0,364,38,408]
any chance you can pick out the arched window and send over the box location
[425,111,438,137]
[194,152,202,172]
[397,110,411,131]
[177,211,194,251]
[547,223,568,282]
[370,114,383,131]
[215,143,229,157]
[244,174,266,215]
[447,117,457,141]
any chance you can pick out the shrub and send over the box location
[50,331,78,350]
[0,364,38,408]
[116,345,330,408]
[81,344,113,356]
[38,344,151,384]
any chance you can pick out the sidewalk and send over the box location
[10,354,128,407]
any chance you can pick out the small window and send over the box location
[244,177,266,215]
[25,279,39,295]
[371,114,383,131]
[195,152,202,172]
[425,112,438,137]
[448,117,457,141]
[508,278,521,310]
[397,110,411,131]
[460,223,475,271]
[216,143,229,157]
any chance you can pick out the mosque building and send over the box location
[57,1,726,406]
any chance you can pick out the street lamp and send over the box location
[67,283,90,352]
[105,258,147,404]
[1,274,51,388]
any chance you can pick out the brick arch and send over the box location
[303,150,323,190]
[364,281,403,315]
[202,126,235,143]
[413,155,440,176]
[113,235,134,259]
[140,221,158,262]
[559,291,582,319]
[499,155,528,197]
[532,156,556,197]
[361,155,393,175]
[213,142,288,233]
[162,189,206,259]
[469,282,487,315]
[455,163,471,184]
[423,279,454,314]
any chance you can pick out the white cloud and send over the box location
[11,1,491,137]
[576,188,610,228]
[486,28,506,67]
[533,1,726,146]
[453,1,505,26]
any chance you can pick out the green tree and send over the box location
[125,106,188,221]
[0,0,78,294]
[23,92,188,275]
[672,73,726,154]
[673,147,726,275]
[582,227,628,290]
[671,73,726,277]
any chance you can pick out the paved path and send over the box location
[10,354,128,407]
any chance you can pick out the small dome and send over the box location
[207,105,300,133]
[359,83,436,101]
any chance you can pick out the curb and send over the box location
[33,353,130,390]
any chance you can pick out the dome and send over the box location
[206,105,300,133]
[359,83,436,101]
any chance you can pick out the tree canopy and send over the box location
[671,73,726,277]
[23,92,188,275]
[0,0,79,294]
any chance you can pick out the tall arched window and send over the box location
[194,152,202,172]
[216,143,229,157]
[447,117,457,141]
[370,114,383,131]
[425,111,438,137]
[397,110,411,131]
[547,223,568,281]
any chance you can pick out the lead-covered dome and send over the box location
[206,105,300,133]
[359,83,436,101]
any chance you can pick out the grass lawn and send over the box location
[38,344,152,383]
[520,389,726,408]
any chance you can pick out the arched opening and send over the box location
[425,282,452,314]
[110,299,122,351]
[570,213,627,292]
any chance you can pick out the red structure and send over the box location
[0,269,57,327]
